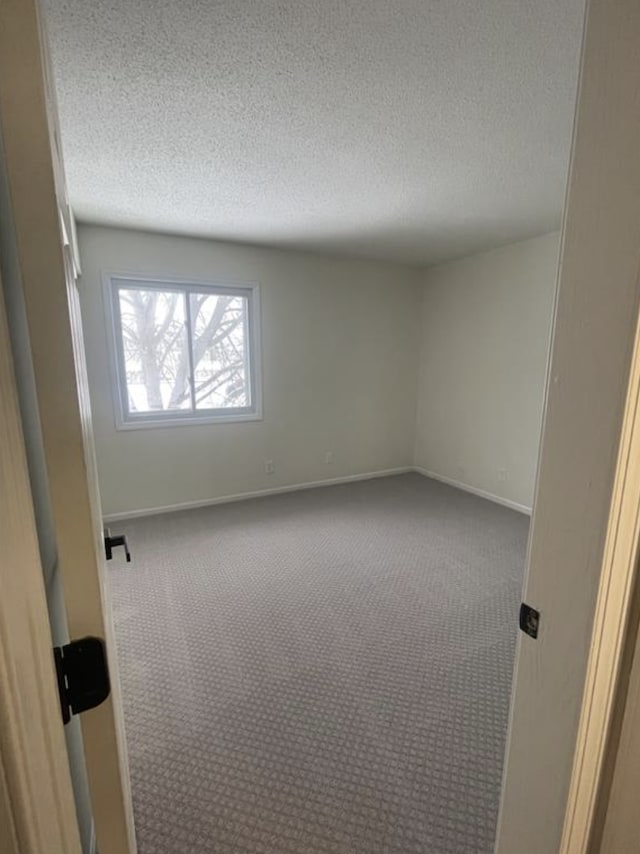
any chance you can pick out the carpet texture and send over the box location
[108,473,528,854]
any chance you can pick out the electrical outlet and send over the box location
[325,451,334,465]
[498,468,508,482]
[264,460,274,474]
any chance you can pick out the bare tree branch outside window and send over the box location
[116,285,251,415]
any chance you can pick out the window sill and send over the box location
[114,411,263,431]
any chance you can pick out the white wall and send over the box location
[414,232,559,511]
[78,225,422,516]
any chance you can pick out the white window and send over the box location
[105,276,262,428]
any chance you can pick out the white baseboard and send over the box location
[103,467,414,522]
[103,465,533,522]
[413,467,532,515]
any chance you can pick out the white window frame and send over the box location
[103,273,263,430]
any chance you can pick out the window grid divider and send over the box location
[184,290,197,412]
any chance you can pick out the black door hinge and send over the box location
[104,527,131,562]
[519,602,541,639]
[54,636,111,725]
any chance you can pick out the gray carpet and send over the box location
[108,473,528,854]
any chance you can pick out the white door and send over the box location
[0,264,82,854]
[495,0,640,851]
[0,1,135,852]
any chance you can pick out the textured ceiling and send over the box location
[43,0,585,266]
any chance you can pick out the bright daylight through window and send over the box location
[107,277,261,427]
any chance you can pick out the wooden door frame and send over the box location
[0,269,81,854]
[591,561,640,851]
[559,288,640,850]
[0,0,136,852]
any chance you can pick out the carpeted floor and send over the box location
[108,473,528,854]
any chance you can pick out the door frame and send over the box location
[0,0,136,852]
[0,268,82,854]
[494,0,640,850]
[1,0,639,850]
[559,284,640,850]
[590,555,640,851]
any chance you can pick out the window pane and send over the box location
[117,288,191,413]
[189,293,249,410]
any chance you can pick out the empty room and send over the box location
[10,0,632,852]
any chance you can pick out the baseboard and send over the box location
[103,467,414,522]
[413,467,532,515]
[104,465,533,522]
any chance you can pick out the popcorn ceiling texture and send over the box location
[44,0,584,265]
